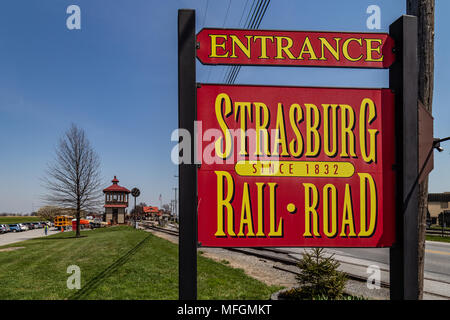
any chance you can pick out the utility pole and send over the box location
[406,0,435,300]
[173,187,178,220]
[174,174,179,220]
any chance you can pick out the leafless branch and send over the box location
[42,124,102,236]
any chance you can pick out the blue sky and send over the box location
[0,0,448,213]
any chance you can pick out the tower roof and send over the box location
[103,176,131,193]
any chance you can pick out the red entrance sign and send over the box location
[196,29,395,68]
[197,84,396,247]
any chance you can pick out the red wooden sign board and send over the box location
[197,29,395,68]
[197,84,396,247]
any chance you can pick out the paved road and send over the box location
[280,241,450,278]
[326,241,450,279]
[280,241,450,299]
[0,228,60,247]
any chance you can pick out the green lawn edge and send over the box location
[0,226,281,300]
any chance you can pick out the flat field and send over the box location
[0,226,280,299]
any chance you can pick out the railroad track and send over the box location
[146,225,180,237]
[426,229,450,237]
[145,224,450,299]
[148,224,450,239]
[144,224,389,287]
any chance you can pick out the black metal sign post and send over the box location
[389,15,419,300]
[178,9,198,300]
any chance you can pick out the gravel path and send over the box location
[145,229,298,287]
[145,228,391,299]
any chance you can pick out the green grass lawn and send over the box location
[426,235,450,243]
[0,216,42,224]
[429,226,450,231]
[0,226,281,300]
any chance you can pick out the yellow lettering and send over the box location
[254,102,271,156]
[323,184,338,238]
[343,38,363,62]
[275,36,296,60]
[297,37,318,60]
[322,104,338,157]
[340,104,357,158]
[230,35,252,58]
[319,37,341,61]
[365,39,384,62]
[268,183,283,237]
[272,103,289,156]
[359,98,378,163]
[209,35,229,58]
[289,103,304,157]
[254,36,274,59]
[305,103,320,157]
[234,102,252,156]
[340,184,356,237]
[358,173,377,237]
[214,171,236,237]
[256,183,265,237]
[238,183,255,237]
[215,93,233,159]
[303,183,320,237]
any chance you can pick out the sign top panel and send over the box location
[197,28,395,69]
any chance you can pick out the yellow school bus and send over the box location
[54,215,73,230]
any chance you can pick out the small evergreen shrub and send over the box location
[279,248,348,300]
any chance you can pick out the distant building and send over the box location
[143,206,160,218]
[428,193,450,226]
[103,176,130,225]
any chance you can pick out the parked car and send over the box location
[0,224,10,233]
[18,223,28,231]
[23,222,34,230]
[32,222,43,229]
[8,224,21,232]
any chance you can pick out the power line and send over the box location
[224,0,271,84]
[207,0,231,83]
[203,0,213,83]
[243,0,257,29]
[224,0,267,84]
[222,0,232,27]
[237,0,250,27]
[256,0,270,29]
[249,0,265,29]
[224,0,262,84]
[229,0,270,84]
[202,0,209,26]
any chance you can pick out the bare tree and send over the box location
[407,0,435,299]
[43,124,102,237]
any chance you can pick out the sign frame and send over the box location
[178,9,198,300]
[178,9,421,300]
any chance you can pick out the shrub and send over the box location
[279,248,347,300]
